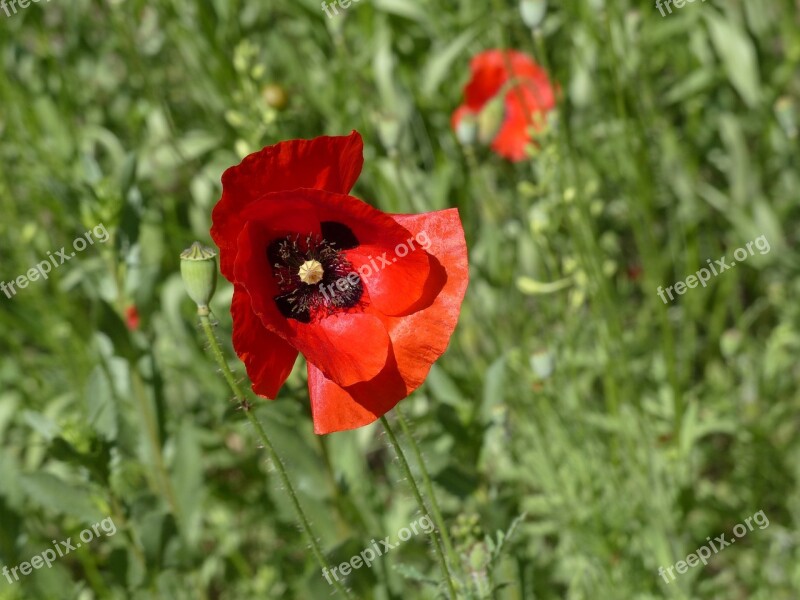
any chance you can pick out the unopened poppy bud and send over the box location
[530,349,555,379]
[520,0,547,29]
[477,93,506,145]
[262,84,289,111]
[180,242,218,315]
[455,113,478,146]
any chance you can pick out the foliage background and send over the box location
[1,0,799,598]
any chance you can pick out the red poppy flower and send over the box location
[452,49,556,161]
[210,131,469,434]
[125,305,140,331]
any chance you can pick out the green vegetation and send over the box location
[1,0,798,598]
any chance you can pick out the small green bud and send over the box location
[520,0,547,29]
[180,242,218,315]
[530,349,555,379]
[477,93,506,145]
[262,84,289,111]
[455,113,478,146]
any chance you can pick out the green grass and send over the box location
[1,0,799,598]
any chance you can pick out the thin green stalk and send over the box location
[394,407,458,566]
[198,313,355,600]
[380,415,458,599]
[130,367,182,524]
[528,27,625,423]
[315,435,398,600]
[599,8,682,432]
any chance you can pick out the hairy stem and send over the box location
[395,407,458,566]
[198,313,355,599]
[380,415,458,599]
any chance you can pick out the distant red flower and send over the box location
[626,264,643,282]
[125,306,140,331]
[211,132,469,434]
[452,49,556,161]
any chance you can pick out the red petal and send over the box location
[211,131,364,280]
[231,286,298,398]
[381,209,469,388]
[464,50,552,110]
[125,306,140,331]
[307,362,394,434]
[492,84,556,161]
[464,51,511,110]
[234,220,392,388]
[300,312,391,387]
[344,244,430,316]
[306,209,469,434]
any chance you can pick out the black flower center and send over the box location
[267,222,362,323]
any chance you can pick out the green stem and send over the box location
[130,367,182,524]
[599,9,682,432]
[380,415,458,599]
[394,407,458,566]
[198,313,355,600]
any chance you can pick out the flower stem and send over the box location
[380,415,458,599]
[394,407,458,566]
[198,313,355,600]
[130,367,182,524]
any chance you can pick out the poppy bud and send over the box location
[477,93,506,145]
[180,242,218,315]
[455,112,478,146]
[262,84,288,110]
[530,349,554,379]
[520,0,547,29]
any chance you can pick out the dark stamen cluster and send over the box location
[268,232,363,323]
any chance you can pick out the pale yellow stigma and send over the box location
[298,259,324,284]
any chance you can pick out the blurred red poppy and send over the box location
[125,306,140,331]
[211,131,469,434]
[452,49,556,161]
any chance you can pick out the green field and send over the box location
[1,0,799,598]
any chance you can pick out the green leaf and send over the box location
[86,365,118,441]
[705,12,761,107]
[19,472,105,523]
[421,28,477,97]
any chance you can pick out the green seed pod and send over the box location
[262,84,289,111]
[180,242,218,315]
[520,0,547,29]
[455,113,478,146]
[477,93,506,145]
